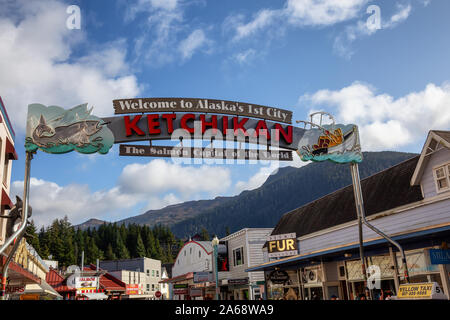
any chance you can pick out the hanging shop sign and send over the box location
[113,98,293,124]
[25,104,114,154]
[397,282,447,300]
[267,233,298,258]
[6,284,25,295]
[429,249,450,265]
[126,284,142,295]
[227,278,249,286]
[217,241,229,272]
[189,287,203,297]
[268,270,290,285]
[174,288,189,295]
[74,276,99,292]
[194,272,214,283]
[119,144,293,161]
[173,283,189,289]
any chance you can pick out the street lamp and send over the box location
[211,236,220,300]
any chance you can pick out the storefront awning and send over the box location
[5,137,18,160]
[246,224,450,272]
[24,280,62,299]
[1,189,14,209]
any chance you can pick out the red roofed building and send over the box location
[84,264,126,300]
[46,268,76,300]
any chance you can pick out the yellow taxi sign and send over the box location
[397,282,447,300]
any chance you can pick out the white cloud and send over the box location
[178,29,210,60]
[233,49,257,65]
[285,0,369,26]
[119,159,231,196]
[12,159,233,227]
[334,4,412,59]
[300,82,450,150]
[232,9,280,42]
[127,0,211,66]
[226,0,369,42]
[11,178,139,228]
[0,0,140,133]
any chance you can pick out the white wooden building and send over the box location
[220,228,273,300]
[247,130,450,300]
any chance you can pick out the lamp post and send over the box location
[211,236,220,300]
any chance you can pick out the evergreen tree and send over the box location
[114,229,130,259]
[135,232,146,258]
[25,220,40,252]
[200,227,210,241]
[105,243,117,260]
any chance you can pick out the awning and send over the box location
[5,137,18,160]
[246,224,450,272]
[1,189,14,209]
[24,280,63,299]
[80,292,108,300]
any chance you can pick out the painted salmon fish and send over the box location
[32,114,102,148]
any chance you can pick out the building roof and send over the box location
[45,268,75,293]
[162,263,174,279]
[411,130,450,185]
[0,96,15,140]
[159,272,194,284]
[270,156,423,238]
[432,130,450,144]
[84,264,126,292]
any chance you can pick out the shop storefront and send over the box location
[247,130,450,300]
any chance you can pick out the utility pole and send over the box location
[350,162,410,299]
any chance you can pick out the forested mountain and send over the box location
[170,151,418,237]
[76,151,417,239]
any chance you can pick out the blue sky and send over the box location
[1,0,449,227]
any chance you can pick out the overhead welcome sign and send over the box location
[25,98,363,164]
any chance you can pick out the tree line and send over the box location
[25,216,185,269]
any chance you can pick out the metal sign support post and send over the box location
[0,151,33,300]
[350,162,410,294]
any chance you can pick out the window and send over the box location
[233,247,244,266]
[151,284,155,291]
[152,270,155,277]
[156,270,159,277]
[434,163,450,193]
[146,269,150,276]
[147,284,150,292]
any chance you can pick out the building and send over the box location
[99,257,161,299]
[220,228,273,300]
[162,240,215,300]
[160,263,173,299]
[247,130,450,300]
[0,97,17,242]
[108,269,147,299]
[0,97,57,300]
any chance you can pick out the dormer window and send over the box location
[434,163,450,193]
